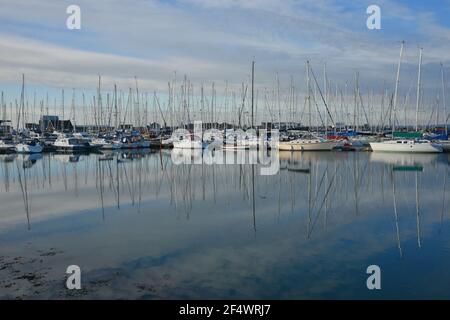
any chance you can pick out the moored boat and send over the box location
[54,136,98,152]
[15,140,43,154]
[369,139,443,153]
[278,134,337,151]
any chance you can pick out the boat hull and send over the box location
[370,141,443,153]
[278,141,336,151]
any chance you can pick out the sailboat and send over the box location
[370,44,443,153]
[15,74,44,154]
[278,61,337,151]
[370,139,443,153]
[278,132,336,151]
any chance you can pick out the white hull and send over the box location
[370,140,443,153]
[278,140,336,151]
[15,143,43,154]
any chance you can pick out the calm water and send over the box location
[0,149,449,299]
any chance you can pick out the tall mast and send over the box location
[114,84,118,130]
[97,75,102,132]
[441,63,447,136]
[1,91,5,121]
[71,88,76,132]
[61,89,65,131]
[415,47,423,132]
[307,61,311,130]
[19,73,25,130]
[393,41,404,133]
[324,63,328,135]
[251,60,255,128]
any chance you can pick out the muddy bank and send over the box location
[0,249,174,299]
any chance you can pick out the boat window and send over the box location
[397,141,402,144]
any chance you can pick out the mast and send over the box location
[324,63,327,136]
[277,73,280,130]
[307,61,311,130]
[1,91,5,121]
[251,60,255,128]
[19,73,25,130]
[97,75,102,133]
[61,89,65,131]
[441,63,447,136]
[393,41,404,133]
[114,84,118,130]
[415,47,423,132]
[71,88,76,132]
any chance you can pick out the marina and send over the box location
[0,45,449,300]
[1,0,450,303]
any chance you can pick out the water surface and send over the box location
[0,150,449,299]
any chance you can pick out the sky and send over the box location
[0,0,450,124]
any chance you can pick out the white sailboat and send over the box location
[371,45,443,154]
[370,139,443,153]
[278,137,336,151]
[278,132,336,151]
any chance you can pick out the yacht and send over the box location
[278,134,337,151]
[369,139,443,153]
[54,136,96,152]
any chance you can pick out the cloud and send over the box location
[0,0,449,123]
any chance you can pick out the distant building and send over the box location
[39,115,73,132]
[40,115,59,131]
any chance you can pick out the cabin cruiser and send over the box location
[54,136,98,152]
[369,139,443,153]
[15,140,43,154]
